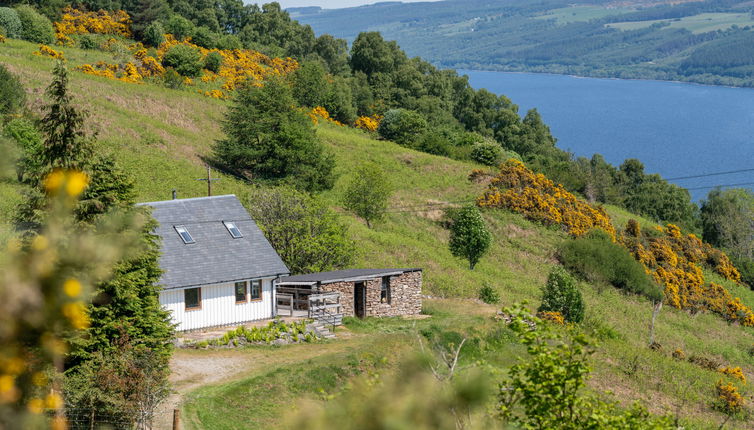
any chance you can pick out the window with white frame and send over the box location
[174,225,195,244]
[250,279,262,301]
[224,221,243,238]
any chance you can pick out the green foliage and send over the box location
[701,188,754,261]
[471,140,503,166]
[216,34,242,50]
[558,230,663,301]
[77,33,97,50]
[0,7,22,39]
[448,206,492,270]
[377,109,428,147]
[416,130,452,157]
[499,304,674,429]
[350,32,404,76]
[142,21,166,47]
[215,78,335,192]
[343,162,392,228]
[203,51,223,73]
[479,284,500,304]
[162,44,203,77]
[246,187,354,274]
[538,267,585,323]
[14,4,53,44]
[164,14,195,41]
[64,338,171,429]
[291,61,356,124]
[192,26,218,49]
[0,64,25,116]
[196,320,315,347]
[237,2,315,58]
[162,67,183,89]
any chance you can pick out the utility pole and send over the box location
[196,165,220,196]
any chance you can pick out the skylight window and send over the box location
[224,221,243,238]
[174,225,195,244]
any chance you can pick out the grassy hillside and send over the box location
[3,38,754,428]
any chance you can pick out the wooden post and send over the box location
[196,165,219,197]
[173,409,181,430]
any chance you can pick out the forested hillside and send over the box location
[293,0,754,87]
[2,2,754,429]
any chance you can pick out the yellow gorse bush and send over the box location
[54,7,131,46]
[620,220,752,325]
[715,380,745,414]
[719,366,747,384]
[33,45,65,60]
[477,159,615,238]
[308,106,343,126]
[537,311,565,325]
[355,115,382,132]
[479,161,754,326]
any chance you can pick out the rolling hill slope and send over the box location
[3,38,754,428]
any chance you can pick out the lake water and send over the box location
[460,70,754,201]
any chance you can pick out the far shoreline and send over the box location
[453,68,754,92]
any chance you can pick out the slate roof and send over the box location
[278,268,421,285]
[137,195,289,290]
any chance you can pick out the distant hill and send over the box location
[292,0,754,87]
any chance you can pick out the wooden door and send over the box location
[354,282,366,318]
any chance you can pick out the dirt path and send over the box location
[153,333,363,430]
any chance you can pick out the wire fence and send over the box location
[46,408,155,430]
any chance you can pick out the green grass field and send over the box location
[3,38,754,429]
[606,13,754,34]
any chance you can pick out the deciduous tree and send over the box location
[448,206,491,270]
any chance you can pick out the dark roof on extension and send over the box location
[137,195,289,289]
[278,268,421,285]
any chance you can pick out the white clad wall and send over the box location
[159,278,276,331]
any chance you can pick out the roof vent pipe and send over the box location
[172,189,177,200]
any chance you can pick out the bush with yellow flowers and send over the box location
[719,366,747,384]
[355,115,382,132]
[619,220,753,325]
[536,311,565,325]
[308,106,344,126]
[715,380,745,415]
[54,7,131,46]
[0,169,141,428]
[477,160,615,238]
[33,45,65,60]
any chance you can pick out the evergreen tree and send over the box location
[130,0,170,41]
[215,77,336,192]
[448,206,492,270]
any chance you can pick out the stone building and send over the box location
[276,269,422,318]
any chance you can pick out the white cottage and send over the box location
[138,195,289,331]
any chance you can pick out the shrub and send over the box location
[559,230,663,301]
[471,140,503,166]
[0,7,22,38]
[538,267,585,323]
[731,255,754,289]
[162,44,203,77]
[204,51,223,73]
[449,206,492,270]
[77,33,97,50]
[479,284,500,304]
[142,21,165,47]
[164,14,194,41]
[192,26,218,49]
[0,64,25,116]
[162,68,183,89]
[216,34,242,50]
[15,5,53,44]
[377,109,428,146]
[416,131,451,156]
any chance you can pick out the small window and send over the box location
[235,281,248,303]
[185,287,201,310]
[381,276,391,304]
[224,221,243,238]
[250,279,262,301]
[175,225,195,244]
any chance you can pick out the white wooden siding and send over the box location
[159,278,276,331]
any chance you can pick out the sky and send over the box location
[249,0,439,9]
